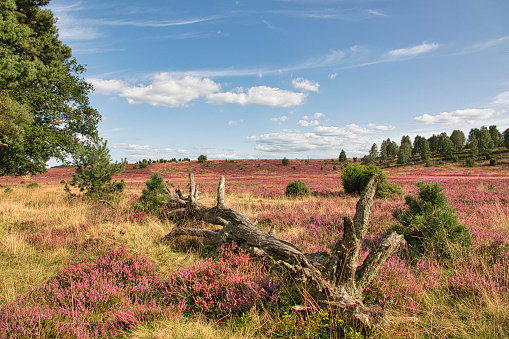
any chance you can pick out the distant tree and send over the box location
[428,134,439,153]
[467,128,480,148]
[469,136,479,160]
[339,149,347,162]
[489,125,504,147]
[0,0,101,176]
[362,155,375,165]
[504,128,509,149]
[450,130,466,152]
[478,126,494,157]
[397,136,412,164]
[437,132,454,160]
[421,138,431,162]
[198,154,207,163]
[413,135,424,157]
[386,139,399,158]
[369,143,378,159]
[282,157,290,166]
[380,142,388,162]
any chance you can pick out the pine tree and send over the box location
[339,149,347,162]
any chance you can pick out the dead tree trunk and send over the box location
[163,173,405,328]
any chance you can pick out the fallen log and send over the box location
[163,173,406,329]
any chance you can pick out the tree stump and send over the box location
[163,173,406,329]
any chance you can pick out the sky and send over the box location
[47,0,509,163]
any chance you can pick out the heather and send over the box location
[1,158,509,337]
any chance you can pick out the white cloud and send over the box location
[298,120,320,127]
[228,119,244,126]
[292,78,320,92]
[414,108,497,124]
[493,91,509,106]
[271,116,289,125]
[367,9,385,16]
[367,123,395,131]
[386,42,439,58]
[313,112,325,119]
[206,86,307,107]
[315,123,371,137]
[328,73,337,80]
[88,78,127,95]
[247,131,339,153]
[119,74,221,107]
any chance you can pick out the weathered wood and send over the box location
[161,173,406,329]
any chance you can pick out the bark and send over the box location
[162,173,406,329]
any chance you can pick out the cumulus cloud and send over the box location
[367,123,395,131]
[386,42,439,58]
[414,108,497,124]
[292,78,320,92]
[120,74,221,107]
[88,78,127,95]
[247,131,339,153]
[298,119,319,127]
[206,86,307,107]
[271,116,289,125]
[110,142,177,161]
[247,123,391,155]
[312,112,325,119]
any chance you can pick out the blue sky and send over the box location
[47,0,509,162]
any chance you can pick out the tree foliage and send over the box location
[397,136,412,164]
[197,154,207,163]
[0,0,100,175]
[450,130,465,152]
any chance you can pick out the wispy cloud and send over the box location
[492,91,509,106]
[386,42,439,59]
[228,119,244,126]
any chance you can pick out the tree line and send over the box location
[339,126,509,166]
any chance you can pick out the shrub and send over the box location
[285,180,311,197]
[198,154,207,163]
[341,164,401,197]
[466,157,475,167]
[282,157,290,166]
[60,179,66,184]
[134,172,168,215]
[490,157,497,166]
[65,137,126,200]
[391,181,471,262]
[26,182,39,188]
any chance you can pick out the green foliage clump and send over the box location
[198,154,207,163]
[391,181,471,262]
[285,180,310,197]
[465,157,475,167]
[341,164,402,197]
[282,157,290,166]
[489,157,497,166]
[25,182,39,189]
[134,172,168,215]
[66,137,125,200]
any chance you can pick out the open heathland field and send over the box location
[1,158,508,338]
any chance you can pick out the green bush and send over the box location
[489,157,497,166]
[198,154,207,163]
[391,181,471,262]
[466,157,475,167]
[282,157,290,166]
[285,180,310,197]
[341,164,401,197]
[134,172,168,215]
[26,182,39,188]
